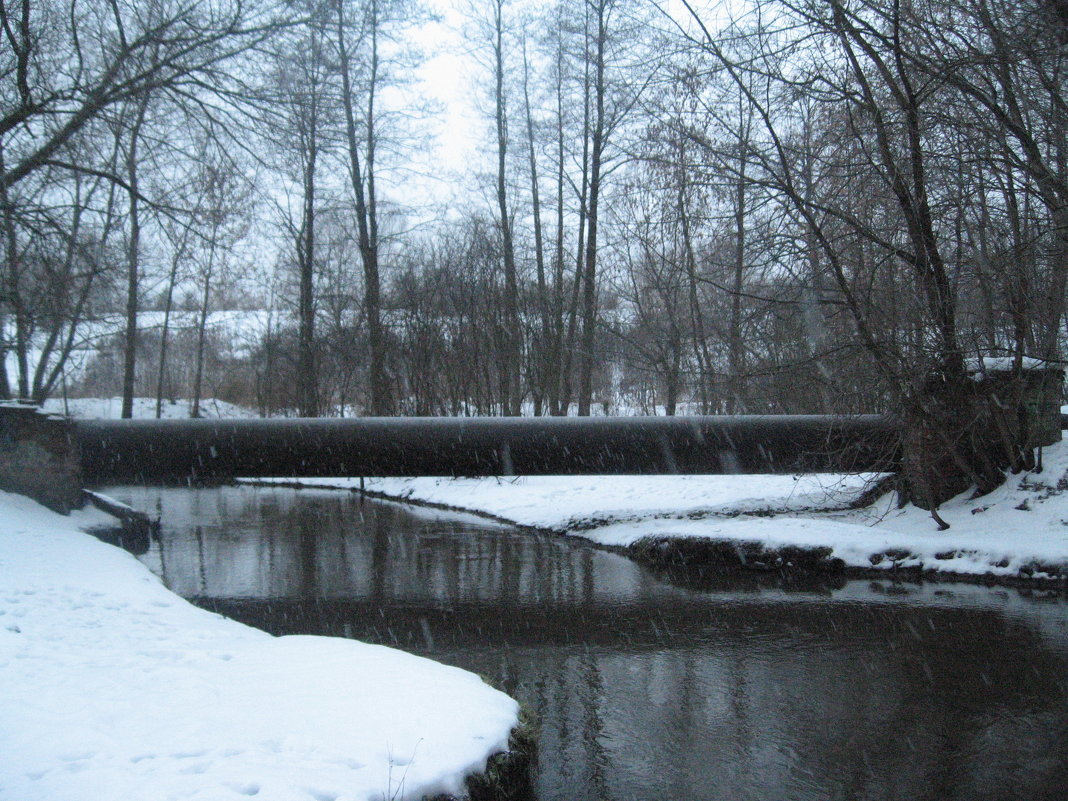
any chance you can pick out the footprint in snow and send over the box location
[226,783,261,796]
[330,757,365,770]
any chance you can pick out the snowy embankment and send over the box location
[255,445,1068,582]
[0,493,519,801]
[41,396,255,419]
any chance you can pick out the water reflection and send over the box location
[108,485,1068,801]
[129,486,661,609]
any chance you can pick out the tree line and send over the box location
[2,0,1066,505]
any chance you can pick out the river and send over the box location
[101,484,1068,801]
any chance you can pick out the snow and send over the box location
[5,310,273,388]
[0,492,519,801]
[40,396,257,419]
[256,473,875,530]
[250,444,1068,580]
[968,356,1058,374]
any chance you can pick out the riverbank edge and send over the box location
[81,493,539,801]
[237,479,1068,591]
[445,706,538,801]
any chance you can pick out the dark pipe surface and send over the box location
[75,415,901,483]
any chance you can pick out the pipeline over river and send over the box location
[75,415,900,483]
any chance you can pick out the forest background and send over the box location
[3,0,1068,505]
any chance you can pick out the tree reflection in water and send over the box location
[106,485,1068,801]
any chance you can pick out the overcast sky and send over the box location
[394,0,700,218]
[399,0,490,216]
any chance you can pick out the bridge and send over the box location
[73,414,900,484]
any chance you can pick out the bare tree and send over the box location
[467,0,523,415]
[336,0,386,414]
[575,0,652,414]
[654,0,1067,513]
[1,0,289,401]
[119,95,151,418]
[264,4,336,417]
[576,0,610,415]
[189,146,251,417]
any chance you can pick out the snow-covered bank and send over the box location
[254,473,875,530]
[0,493,519,801]
[41,396,256,419]
[249,445,1068,582]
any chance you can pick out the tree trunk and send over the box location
[121,99,149,419]
[337,0,390,415]
[191,242,216,418]
[523,36,549,416]
[677,137,713,413]
[577,2,607,416]
[155,239,185,418]
[493,0,521,415]
[298,104,319,418]
[560,11,593,418]
[32,182,93,402]
[0,141,20,399]
[727,137,746,413]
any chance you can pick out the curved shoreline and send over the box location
[237,477,1068,591]
[620,534,1066,591]
[1,491,530,801]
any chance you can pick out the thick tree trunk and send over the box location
[0,141,21,400]
[298,116,318,418]
[121,100,149,419]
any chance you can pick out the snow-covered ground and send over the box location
[5,310,272,387]
[268,473,875,530]
[0,492,519,801]
[252,444,1068,581]
[41,396,257,419]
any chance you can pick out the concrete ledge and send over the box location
[0,403,82,513]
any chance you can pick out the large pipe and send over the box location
[75,415,901,484]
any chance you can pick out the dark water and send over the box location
[105,484,1068,801]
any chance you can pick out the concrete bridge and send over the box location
[1,404,902,510]
[72,414,901,484]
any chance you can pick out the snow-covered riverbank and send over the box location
[250,444,1068,582]
[0,492,519,801]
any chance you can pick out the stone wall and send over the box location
[985,367,1064,449]
[902,364,1064,510]
[0,403,83,513]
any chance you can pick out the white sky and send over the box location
[398,0,714,217]
[397,0,488,216]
